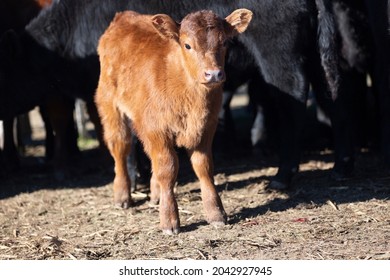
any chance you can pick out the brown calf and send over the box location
[95,9,252,234]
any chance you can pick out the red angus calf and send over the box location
[95,9,252,234]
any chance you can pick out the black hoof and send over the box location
[267,180,289,190]
[267,167,297,190]
[331,158,354,181]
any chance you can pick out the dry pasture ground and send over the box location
[0,101,389,260]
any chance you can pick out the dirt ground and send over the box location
[0,96,389,260]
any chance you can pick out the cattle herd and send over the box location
[0,0,389,234]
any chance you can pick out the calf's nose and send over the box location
[204,69,225,83]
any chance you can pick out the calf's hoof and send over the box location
[160,220,180,235]
[114,191,132,209]
[162,227,180,235]
[210,220,227,229]
[115,199,132,209]
[207,208,227,227]
[149,198,159,206]
[113,177,132,208]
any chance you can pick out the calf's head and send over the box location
[152,9,253,87]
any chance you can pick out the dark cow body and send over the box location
[2,0,381,190]
[0,0,54,173]
[0,0,89,178]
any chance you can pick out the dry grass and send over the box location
[1,148,389,260]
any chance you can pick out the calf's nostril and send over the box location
[204,70,224,82]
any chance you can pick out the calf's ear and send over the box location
[225,9,253,36]
[152,14,179,41]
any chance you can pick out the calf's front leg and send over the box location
[189,148,227,227]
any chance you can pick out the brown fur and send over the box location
[95,9,252,234]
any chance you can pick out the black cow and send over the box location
[0,0,88,179]
[318,0,390,178]
[0,0,360,191]
[348,0,390,166]
[0,0,53,173]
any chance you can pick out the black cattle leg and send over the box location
[213,89,236,154]
[267,90,306,190]
[365,0,390,167]
[315,69,367,180]
[38,105,55,161]
[45,94,79,179]
[1,118,20,173]
[247,72,278,153]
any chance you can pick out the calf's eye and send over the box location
[185,44,191,50]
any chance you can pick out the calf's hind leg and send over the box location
[147,143,180,234]
[96,97,132,208]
